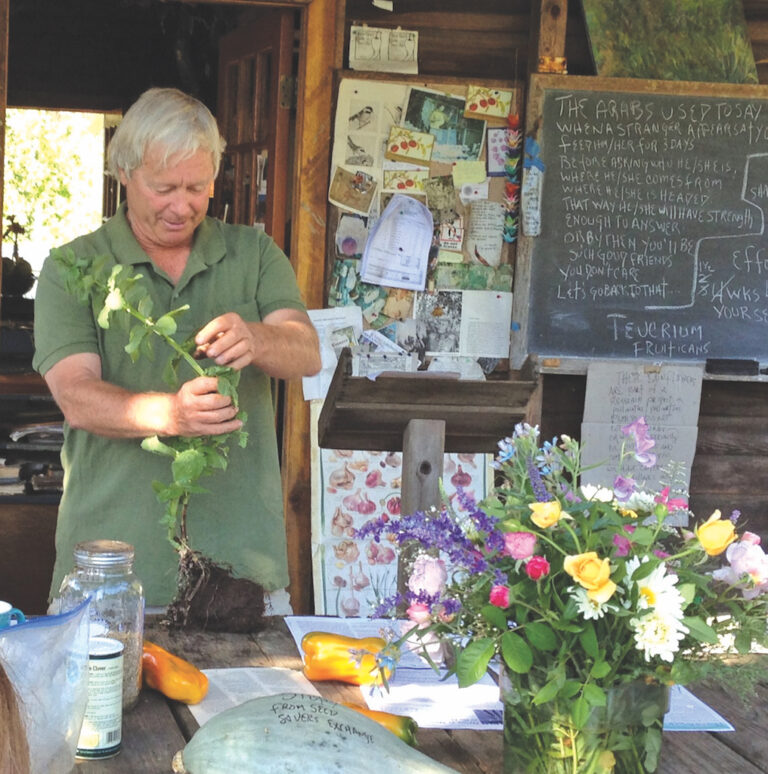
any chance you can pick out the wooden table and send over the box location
[75,617,768,773]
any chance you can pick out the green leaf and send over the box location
[571,695,590,729]
[154,313,178,337]
[171,448,207,486]
[96,303,111,329]
[141,435,177,457]
[678,582,696,607]
[683,616,718,644]
[125,324,148,361]
[162,357,179,388]
[579,624,599,659]
[524,621,558,652]
[500,631,533,674]
[532,679,560,705]
[561,680,581,699]
[137,294,154,318]
[590,660,611,679]
[481,603,508,630]
[455,638,496,687]
[582,683,606,707]
[630,560,658,582]
[735,628,752,653]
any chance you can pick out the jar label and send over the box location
[76,637,124,759]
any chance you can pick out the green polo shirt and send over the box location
[33,205,306,605]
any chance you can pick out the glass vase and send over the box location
[500,668,669,774]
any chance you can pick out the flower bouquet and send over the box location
[357,419,768,774]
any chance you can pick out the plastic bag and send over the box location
[0,599,90,774]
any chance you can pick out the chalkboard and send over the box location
[511,75,768,365]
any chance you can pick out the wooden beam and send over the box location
[528,0,569,75]
[282,0,337,614]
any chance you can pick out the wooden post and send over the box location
[283,0,337,615]
[528,0,569,75]
[397,419,446,598]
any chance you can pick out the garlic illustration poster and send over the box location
[311,404,491,616]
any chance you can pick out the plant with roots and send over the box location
[52,247,249,605]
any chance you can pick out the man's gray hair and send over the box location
[106,87,226,180]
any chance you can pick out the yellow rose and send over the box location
[696,510,737,556]
[564,552,617,603]
[529,500,569,529]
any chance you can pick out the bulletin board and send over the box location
[326,71,521,360]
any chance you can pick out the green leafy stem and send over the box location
[52,247,248,552]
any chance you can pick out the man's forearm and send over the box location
[247,319,322,380]
[47,375,177,439]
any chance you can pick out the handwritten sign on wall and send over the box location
[580,362,703,523]
[521,75,768,363]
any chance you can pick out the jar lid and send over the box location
[74,539,135,568]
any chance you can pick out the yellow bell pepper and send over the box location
[342,703,418,746]
[300,631,390,685]
[142,641,209,705]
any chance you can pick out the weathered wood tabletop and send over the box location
[74,616,768,773]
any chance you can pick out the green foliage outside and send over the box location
[2,109,104,270]
[582,0,758,83]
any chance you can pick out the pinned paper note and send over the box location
[466,201,505,267]
[451,160,487,188]
[335,214,369,257]
[385,126,434,165]
[383,167,429,192]
[328,166,378,215]
[438,216,464,251]
[349,25,418,74]
[459,181,489,205]
[464,85,514,120]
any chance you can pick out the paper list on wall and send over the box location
[360,193,433,290]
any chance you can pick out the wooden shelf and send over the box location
[318,348,536,453]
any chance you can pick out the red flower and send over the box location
[525,555,551,580]
[489,585,510,608]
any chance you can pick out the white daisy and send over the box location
[625,557,685,616]
[570,585,615,620]
[630,609,689,662]
[580,484,614,503]
[622,489,656,514]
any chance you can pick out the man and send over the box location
[33,87,321,609]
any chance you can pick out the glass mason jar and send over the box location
[500,666,669,774]
[55,539,145,710]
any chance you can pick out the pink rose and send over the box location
[489,585,510,608]
[502,531,537,560]
[742,531,761,546]
[525,555,550,580]
[406,602,431,625]
[408,554,448,597]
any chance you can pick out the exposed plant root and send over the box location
[165,547,267,632]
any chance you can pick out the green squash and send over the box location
[172,693,458,773]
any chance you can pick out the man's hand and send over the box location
[194,313,254,370]
[194,308,321,379]
[171,376,242,436]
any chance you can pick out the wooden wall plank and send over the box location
[282,0,337,614]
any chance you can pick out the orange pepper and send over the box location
[300,631,390,685]
[142,641,209,705]
[342,703,418,746]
